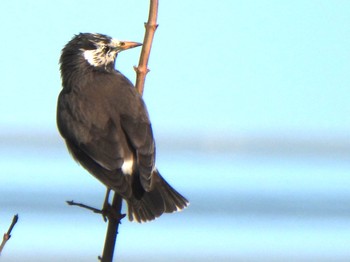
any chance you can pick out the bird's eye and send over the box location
[119,42,125,47]
[103,46,110,52]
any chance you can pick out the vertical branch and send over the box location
[134,0,159,95]
[99,1,159,261]
[99,193,123,262]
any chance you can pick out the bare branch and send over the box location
[67,200,106,215]
[0,214,19,255]
[99,1,159,261]
[99,193,123,262]
[134,0,159,95]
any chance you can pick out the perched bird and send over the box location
[57,33,188,222]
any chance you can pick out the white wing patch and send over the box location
[122,158,134,175]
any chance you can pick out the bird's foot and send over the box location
[101,203,126,222]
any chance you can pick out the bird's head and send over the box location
[60,33,142,73]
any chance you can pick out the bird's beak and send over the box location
[118,41,142,51]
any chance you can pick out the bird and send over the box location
[57,33,188,223]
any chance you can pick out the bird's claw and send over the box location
[101,204,126,222]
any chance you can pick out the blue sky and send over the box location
[1,2,350,261]
[0,0,349,138]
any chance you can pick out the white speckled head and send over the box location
[77,33,141,70]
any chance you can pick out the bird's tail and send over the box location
[127,170,189,223]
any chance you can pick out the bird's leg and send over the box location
[101,188,112,222]
[101,189,126,223]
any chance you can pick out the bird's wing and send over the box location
[120,114,156,191]
[107,72,157,190]
[58,72,157,190]
[57,90,125,171]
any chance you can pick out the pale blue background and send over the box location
[0,1,350,261]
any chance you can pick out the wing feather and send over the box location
[57,71,156,191]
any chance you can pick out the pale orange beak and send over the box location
[118,41,142,51]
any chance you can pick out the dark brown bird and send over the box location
[57,33,188,222]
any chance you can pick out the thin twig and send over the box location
[134,0,159,95]
[67,200,107,216]
[0,214,19,255]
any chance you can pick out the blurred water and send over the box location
[0,135,350,261]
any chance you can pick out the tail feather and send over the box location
[127,170,189,223]
[64,141,188,223]
[156,173,188,213]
